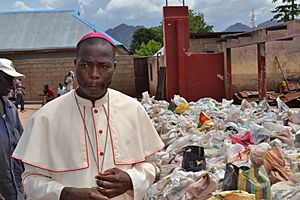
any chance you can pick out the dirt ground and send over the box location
[18,104,41,126]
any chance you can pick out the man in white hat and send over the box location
[0,58,25,200]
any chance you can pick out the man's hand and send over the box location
[95,168,133,198]
[59,187,109,200]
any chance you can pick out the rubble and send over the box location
[141,92,300,200]
[234,91,279,105]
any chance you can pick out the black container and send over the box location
[181,145,206,172]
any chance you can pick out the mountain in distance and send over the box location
[106,23,144,49]
[257,20,279,29]
[223,20,280,32]
[224,23,250,32]
[107,21,281,48]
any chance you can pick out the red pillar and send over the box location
[257,43,266,100]
[163,6,190,100]
[225,48,232,99]
[176,19,189,97]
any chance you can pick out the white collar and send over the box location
[73,89,109,107]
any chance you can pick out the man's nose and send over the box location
[89,66,101,79]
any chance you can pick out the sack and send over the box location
[174,103,189,114]
[263,147,291,184]
[208,190,255,200]
[291,111,300,124]
[198,112,214,131]
[238,165,272,200]
[186,172,218,199]
[168,100,177,112]
[222,164,249,191]
[182,145,206,172]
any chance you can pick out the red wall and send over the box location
[186,53,225,101]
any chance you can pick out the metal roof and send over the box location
[154,47,164,56]
[0,10,128,54]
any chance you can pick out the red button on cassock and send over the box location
[99,129,103,134]
[94,109,98,113]
[99,152,104,156]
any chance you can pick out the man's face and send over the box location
[74,42,115,100]
[0,71,14,96]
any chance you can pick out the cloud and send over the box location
[79,0,92,14]
[96,0,167,20]
[13,1,34,10]
[39,0,60,9]
[94,0,275,30]
[8,0,280,31]
[95,0,198,23]
[12,0,62,11]
[198,0,278,31]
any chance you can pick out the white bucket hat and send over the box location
[0,58,24,77]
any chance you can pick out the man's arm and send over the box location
[125,162,157,200]
[23,164,109,200]
[22,164,64,200]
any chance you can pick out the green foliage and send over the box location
[130,9,212,55]
[151,26,163,44]
[271,0,300,22]
[135,40,162,56]
[129,28,162,54]
[189,10,213,33]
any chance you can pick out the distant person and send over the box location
[0,58,25,200]
[279,80,288,94]
[57,82,66,97]
[14,78,25,112]
[64,70,75,93]
[41,84,56,106]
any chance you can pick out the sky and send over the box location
[0,0,284,32]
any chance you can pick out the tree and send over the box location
[151,25,163,44]
[130,9,212,55]
[129,28,162,54]
[189,10,213,33]
[135,40,162,56]
[271,0,300,22]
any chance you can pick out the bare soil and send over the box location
[18,104,41,126]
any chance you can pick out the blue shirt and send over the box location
[0,97,24,200]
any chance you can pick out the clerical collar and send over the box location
[74,89,108,107]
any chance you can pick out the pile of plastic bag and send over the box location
[140,92,300,200]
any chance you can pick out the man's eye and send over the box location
[4,74,13,81]
[103,65,111,69]
[81,63,88,68]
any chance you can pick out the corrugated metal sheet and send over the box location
[0,10,127,53]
